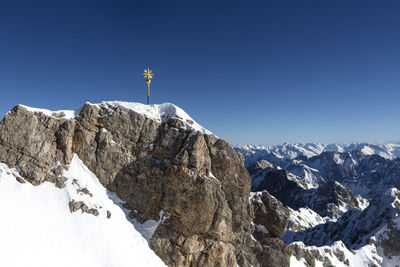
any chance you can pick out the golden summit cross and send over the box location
[143,68,154,105]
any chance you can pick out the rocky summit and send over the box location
[0,101,301,267]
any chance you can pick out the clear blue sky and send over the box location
[1,0,399,145]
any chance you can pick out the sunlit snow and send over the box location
[0,155,165,267]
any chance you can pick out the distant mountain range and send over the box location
[236,142,400,166]
[236,143,400,198]
[236,142,400,266]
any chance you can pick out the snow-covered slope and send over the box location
[0,155,165,267]
[287,207,327,231]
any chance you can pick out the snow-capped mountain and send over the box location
[236,142,400,167]
[237,142,400,267]
[237,143,400,199]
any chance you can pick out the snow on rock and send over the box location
[291,241,382,267]
[16,104,78,120]
[0,155,166,267]
[16,101,212,135]
[360,146,375,156]
[285,163,324,189]
[90,101,212,135]
[288,207,327,231]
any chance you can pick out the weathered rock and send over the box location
[250,191,290,237]
[77,187,92,197]
[68,200,99,216]
[69,200,86,212]
[256,238,293,267]
[0,103,261,266]
[0,105,65,184]
[46,175,68,188]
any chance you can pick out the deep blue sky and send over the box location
[1,0,399,144]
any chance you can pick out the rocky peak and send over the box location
[0,102,264,266]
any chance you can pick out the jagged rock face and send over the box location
[0,104,259,267]
[248,191,293,267]
[0,106,66,185]
[283,189,400,250]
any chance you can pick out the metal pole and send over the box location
[147,83,150,105]
[143,69,153,105]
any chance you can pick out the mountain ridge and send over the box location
[236,142,400,266]
[1,102,398,267]
[236,142,400,166]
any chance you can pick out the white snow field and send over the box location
[0,155,165,267]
